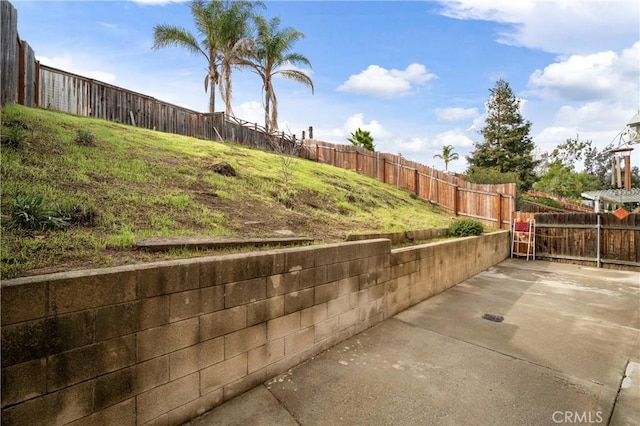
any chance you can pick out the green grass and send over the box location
[1,104,453,278]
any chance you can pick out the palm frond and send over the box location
[274,70,314,94]
[152,25,205,57]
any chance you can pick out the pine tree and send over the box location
[467,79,538,190]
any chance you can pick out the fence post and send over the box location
[34,60,40,107]
[414,170,419,197]
[355,150,359,172]
[382,158,386,183]
[302,130,306,140]
[596,214,601,268]
[308,126,313,139]
[222,112,226,140]
[333,147,337,166]
[453,185,459,216]
[496,193,502,229]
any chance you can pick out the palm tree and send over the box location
[240,16,313,134]
[348,128,375,152]
[152,0,221,113]
[434,144,459,171]
[152,0,261,115]
[216,0,264,117]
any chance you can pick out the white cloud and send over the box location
[234,101,264,126]
[532,103,636,156]
[337,63,436,97]
[37,54,116,84]
[329,113,392,141]
[97,21,118,30]
[437,0,639,55]
[527,42,639,103]
[433,129,475,148]
[394,137,431,154]
[436,107,479,122]
[555,102,635,129]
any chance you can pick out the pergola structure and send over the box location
[581,188,640,212]
[582,113,640,212]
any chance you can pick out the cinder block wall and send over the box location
[1,231,509,425]
[346,228,447,244]
[386,231,510,317]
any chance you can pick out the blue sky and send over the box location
[12,0,640,172]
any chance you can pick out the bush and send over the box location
[75,129,96,146]
[1,122,28,149]
[448,218,484,237]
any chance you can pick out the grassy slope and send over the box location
[1,104,452,278]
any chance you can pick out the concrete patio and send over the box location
[188,259,640,425]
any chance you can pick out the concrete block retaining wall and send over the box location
[1,231,509,425]
[346,228,448,245]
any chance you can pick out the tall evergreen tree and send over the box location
[467,79,538,190]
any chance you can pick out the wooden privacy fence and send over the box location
[515,212,639,270]
[301,140,517,229]
[2,0,515,228]
[1,0,298,150]
[1,1,37,108]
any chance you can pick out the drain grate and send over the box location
[482,313,504,323]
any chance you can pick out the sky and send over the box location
[11,0,640,173]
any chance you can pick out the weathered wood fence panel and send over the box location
[531,213,639,270]
[301,140,517,229]
[1,0,19,106]
[18,40,37,106]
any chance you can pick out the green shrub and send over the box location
[448,218,484,237]
[75,129,96,146]
[1,122,28,149]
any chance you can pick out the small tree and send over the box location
[534,162,599,199]
[433,144,459,171]
[535,136,604,198]
[467,79,537,190]
[348,128,375,152]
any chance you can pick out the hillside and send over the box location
[0,104,452,278]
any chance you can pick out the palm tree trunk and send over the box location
[208,75,216,113]
[221,62,234,117]
[269,90,278,133]
[264,83,271,134]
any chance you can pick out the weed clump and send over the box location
[448,218,483,237]
[1,121,28,149]
[75,129,97,146]
[10,193,97,231]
